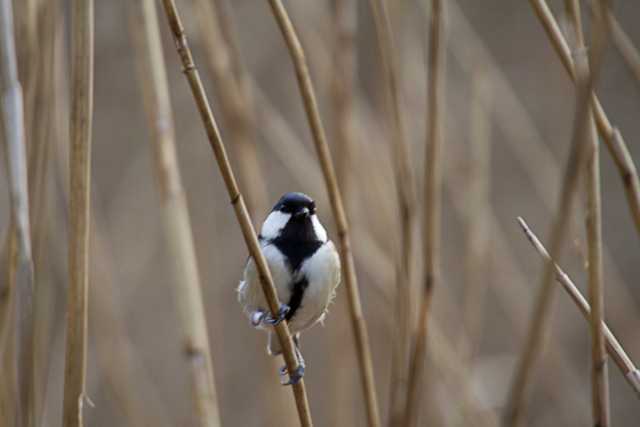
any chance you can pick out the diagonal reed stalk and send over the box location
[503,4,611,425]
[564,1,610,425]
[62,0,94,426]
[530,0,640,239]
[264,1,380,426]
[365,1,416,423]
[158,1,313,425]
[0,0,35,425]
[517,217,640,399]
[404,1,446,426]
[127,1,221,425]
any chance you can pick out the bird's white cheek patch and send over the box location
[311,215,327,242]
[261,211,291,240]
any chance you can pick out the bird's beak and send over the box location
[294,207,310,219]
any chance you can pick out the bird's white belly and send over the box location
[238,241,340,333]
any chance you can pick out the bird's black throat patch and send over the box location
[271,216,323,272]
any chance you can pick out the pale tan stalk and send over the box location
[330,1,358,425]
[460,71,491,365]
[159,1,313,425]
[264,1,380,425]
[193,0,267,220]
[62,0,93,426]
[503,7,610,424]
[366,1,415,422]
[404,2,446,426]
[128,1,222,425]
[530,0,640,239]
[564,1,610,424]
[0,229,18,426]
[517,217,640,399]
[0,0,35,424]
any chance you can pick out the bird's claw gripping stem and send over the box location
[279,364,305,386]
[250,304,290,327]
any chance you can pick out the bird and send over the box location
[238,192,341,385]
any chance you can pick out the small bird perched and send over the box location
[238,192,341,384]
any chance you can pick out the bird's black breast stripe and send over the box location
[286,277,309,321]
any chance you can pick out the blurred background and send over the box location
[1,0,639,426]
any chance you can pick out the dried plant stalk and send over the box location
[517,217,640,399]
[158,1,313,425]
[193,0,268,220]
[264,1,380,426]
[365,1,415,422]
[564,1,611,424]
[530,0,640,239]
[62,1,93,426]
[460,71,491,365]
[128,0,222,425]
[404,1,446,426]
[503,7,610,423]
[0,0,36,424]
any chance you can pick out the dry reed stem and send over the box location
[329,1,358,425]
[530,0,640,239]
[128,1,222,425]
[517,217,640,399]
[503,9,610,424]
[264,1,380,426]
[460,70,491,366]
[158,1,313,425]
[0,228,18,426]
[0,0,36,424]
[193,0,268,221]
[62,1,93,426]
[404,1,446,426]
[366,1,415,422]
[564,1,611,424]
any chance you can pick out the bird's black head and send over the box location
[272,192,316,219]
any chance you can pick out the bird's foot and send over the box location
[279,363,305,386]
[250,304,290,328]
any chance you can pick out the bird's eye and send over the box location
[309,202,316,214]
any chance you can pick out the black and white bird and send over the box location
[238,192,341,384]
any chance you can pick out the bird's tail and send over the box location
[267,332,282,356]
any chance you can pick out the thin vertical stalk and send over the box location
[62,0,93,426]
[330,1,358,425]
[158,2,313,426]
[564,1,611,425]
[265,1,381,426]
[404,1,446,426]
[192,0,268,220]
[517,217,640,399]
[0,0,35,424]
[365,0,415,422]
[530,0,640,239]
[128,1,222,425]
[502,5,610,424]
[459,71,491,365]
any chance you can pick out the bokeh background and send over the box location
[1,0,640,426]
